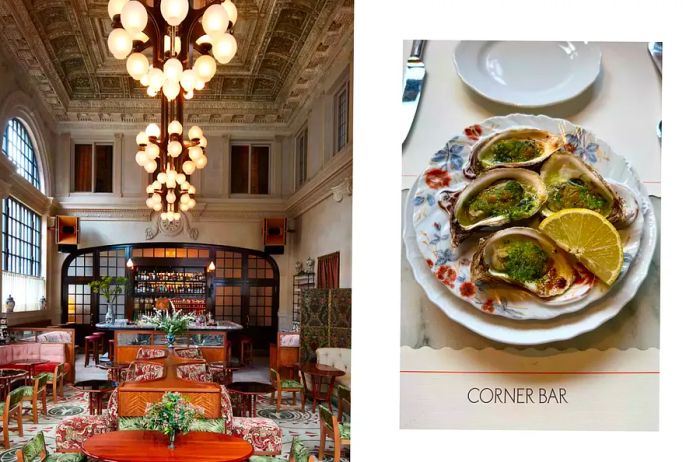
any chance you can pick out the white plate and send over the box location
[453,41,602,107]
[404,114,657,345]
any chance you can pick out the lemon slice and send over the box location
[538,208,623,285]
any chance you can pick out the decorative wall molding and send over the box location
[330,177,352,202]
[0,155,53,215]
[145,212,199,241]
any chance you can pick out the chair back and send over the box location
[288,436,313,462]
[269,368,280,388]
[6,386,25,413]
[318,404,334,432]
[136,348,167,359]
[35,372,50,390]
[175,347,203,359]
[126,361,165,382]
[176,363,213,382]
[337,384,350,422]
[17,431,47,462]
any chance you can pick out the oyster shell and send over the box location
[470,227,576,298]
[468,128,563,175]
[539,152,637,227]
[450,168,547,243]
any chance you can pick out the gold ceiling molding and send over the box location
[0,0,353,129]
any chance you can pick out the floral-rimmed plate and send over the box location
[411,114,652,321]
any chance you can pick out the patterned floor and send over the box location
[0,383,349,461]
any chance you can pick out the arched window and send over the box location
[2,118,40,189]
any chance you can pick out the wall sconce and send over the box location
[207,261,216,272]
[126,258,134,270]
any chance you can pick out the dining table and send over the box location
[401,40,661,351]
[300,363,345,412]
[81,430,254,462]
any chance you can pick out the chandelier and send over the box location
[106,0,239,222]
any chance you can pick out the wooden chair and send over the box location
[17,373,49,424]
[270,368,305,411]
[248,436,317,462]
[318,404,350,462]
[17,431,86,462]
[45,363,66,402]
[135,348,167,359]
[337,384,350,422]
[174,347,204,359]
[1,387,24,449]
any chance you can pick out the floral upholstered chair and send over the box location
[17,431,85,462]
[120,361,165,382]
[17,372,50,424]
[176,363,213,382]
[135,348,167,359]
[249,437,317,462]
[270,368,305,411]
[318,404,350,462]
[56,386,284,456]
[174,347,204,359]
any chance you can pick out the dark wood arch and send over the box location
[61,242,280,347]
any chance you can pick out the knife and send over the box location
[402,40,426,144]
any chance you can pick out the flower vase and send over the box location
[166,333,176,348]
[105,303,114,324]
[168,432,176,449]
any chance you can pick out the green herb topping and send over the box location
[467,180,535,222]
[482,139,543,165]
[547,178,609,214]
[493,238,551,283]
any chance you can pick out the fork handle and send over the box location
[410,40,426,59]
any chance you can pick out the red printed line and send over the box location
[400,370,659,375]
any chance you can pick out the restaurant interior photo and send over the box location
[0,0,352,461]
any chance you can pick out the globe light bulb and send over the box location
[135,151,147,166]
[180,193,191,204]
[195,78,205,91]
[167,211,175,221]
[182,160,196,175]
[222,0,238,25]
[168,120,183,135]
[153,201,162,212]
[195,155,208,169]
[163,58,183,82]
[194,55,216,82]
[181,181,190,190]
[147,67,164,90]
[146,197,153,208]
[180,69,197,92]
[212,34,237,64]
[160,212,167,221]
[188,185,196,195]
[166,192,177,204]
[188,198,196,209]
[108,0,129,19]
[160,0,189,26]
[188,145,203,161]
[163,78,180,101]
[145,142,160,159]
[120,1,148,37]
[198,136,208,148]
[147,86,159,97]
[144,159,158,173]
[140,71,150,87]
[180,202,190,212]
[157,172,167,184]
[202,4,230,39]
[173,212,181,221]
[176,173,186,184]
[167,140,182,157]
[146,184,154,194]
[145,123,160,138]
[184,90,194,100]
[136,131,148,145]
[108,28,132,60]
[188,125,203,140]
[126,52,149,79]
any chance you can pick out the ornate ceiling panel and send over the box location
[0,0,353,127]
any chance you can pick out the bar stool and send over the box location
[239,336,253,367]
[84,335,100,367]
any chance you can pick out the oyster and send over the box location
[451,168,547,243]
[539,152,637,227]
[468,128,563,175]
[470,227,576,298]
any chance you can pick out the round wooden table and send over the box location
[82,430,253,462]
[226,381,275,417]
[300,363,345,412]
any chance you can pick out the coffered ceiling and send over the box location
[0,0,353,128]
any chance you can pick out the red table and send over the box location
[81,430,253,462]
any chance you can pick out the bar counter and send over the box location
[96,323,243,363]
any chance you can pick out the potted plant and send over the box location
[143,392,203,449]
[89,276,128,324]
[141,308,196,348]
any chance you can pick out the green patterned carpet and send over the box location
[0,387,349,461]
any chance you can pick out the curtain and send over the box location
[74,144,92,192]
[2,272,46,312]
[317,252,340,289]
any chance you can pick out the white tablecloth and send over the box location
[402,41,661,197]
